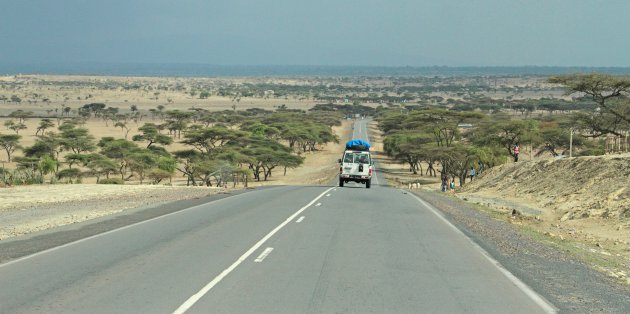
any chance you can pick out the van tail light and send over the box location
[369,168,372,176]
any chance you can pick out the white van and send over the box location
[338,150,373,188]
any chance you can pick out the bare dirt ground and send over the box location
[459,155,630,284]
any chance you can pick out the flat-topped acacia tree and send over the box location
[0,134,22,162]
[549,74,630,136]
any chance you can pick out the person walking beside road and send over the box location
[469,167,476,181]
[450,179,456,193]
[513,143,520,162]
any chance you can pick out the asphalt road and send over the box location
[348,118,385,187]
[0,119,555,313]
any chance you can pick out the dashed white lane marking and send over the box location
[326,194,330,197]
[173,186,335,314]
[408,192,557,314]
[296,216,305,223]
[254,247,274,263]
[315,203,322,207]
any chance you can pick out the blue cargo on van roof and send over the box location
[345,139,370,151]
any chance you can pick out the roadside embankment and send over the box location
[458,154,630,285]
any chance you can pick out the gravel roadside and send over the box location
[0,186,256,264]
[0,185,228,241]
[414,190,630,314]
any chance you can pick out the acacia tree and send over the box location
[181,126,247,156]
[127,150,158,183]
[81,103,106,118]
[36,118,55,136]
[549,74,630,136]
[472,120,529,159]
[23,134,63,173]
[164,110,193,138]
[114,121,131,140]
[173,149,203,186]
[98,137,139,180]
[9,122,27,134]
[132,123,173,148]
[58,123,95,154]
[0,134,22,162]
[84,153,118,183]
[383,132,433,175]
[240,137,303,181]
[8,110,33,124]
[537,128,584,157]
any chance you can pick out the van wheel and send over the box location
[339,178,344,187]
[366,179,371,189]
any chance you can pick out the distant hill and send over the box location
[1,63,629,77]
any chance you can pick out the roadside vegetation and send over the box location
[0,106,343,187]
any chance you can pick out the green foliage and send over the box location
[58,123,95,154]
[182,126,248,156]
[549,74,630,137]
[0,133,22,162]
[132,123,173,148]
[24,135,62,163]
[85,153,118,182]
[147,169,172,184]
[39,155,57,176]
[8,109,33,123]
[57,168,82,182]
[0,167,43,185]
[36,118,55,136]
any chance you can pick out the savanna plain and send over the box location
[0,73,629,288]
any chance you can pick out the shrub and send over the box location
[0,168,43,185]
[98,178,124,184]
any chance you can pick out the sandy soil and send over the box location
[460,155,630,243]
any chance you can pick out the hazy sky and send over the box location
[1,0,628,67]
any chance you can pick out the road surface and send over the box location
[0,120,555,313]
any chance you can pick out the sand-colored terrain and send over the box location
[460,155,630,243]
[0,75,320,117]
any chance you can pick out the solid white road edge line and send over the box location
[408,192,557,314]
[172,186,335,314]
[254,247,274,263]
[296,216,305,223]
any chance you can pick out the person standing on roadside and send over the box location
[450,179,456,192]
[441,175,448,192]
[469,166,476,181]
[513,143,520,162]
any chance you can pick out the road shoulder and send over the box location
[0,187,256,264]
[413,190,630,313]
